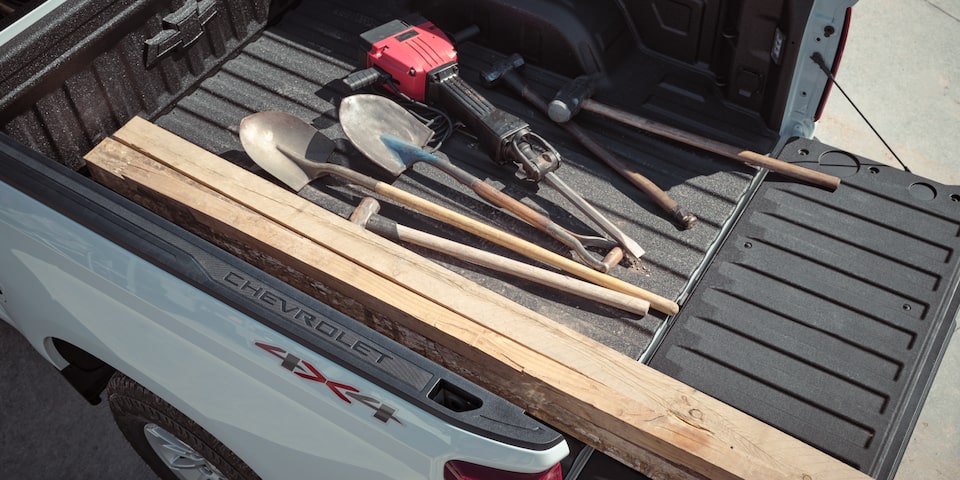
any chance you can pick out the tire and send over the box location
[106,372,260,480]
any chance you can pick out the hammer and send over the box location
[548,75,842,191]
[482,55,699,230]
[348,197,650,317]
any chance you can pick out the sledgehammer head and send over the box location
[548,75,596,123]
[481,53,525,87]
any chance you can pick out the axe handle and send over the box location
[581,100,841,191]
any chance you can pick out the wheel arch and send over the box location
[48,336,117,405]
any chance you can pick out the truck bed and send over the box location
[154,0,762,358]
[153,2,960,477]
[2,0,958,478]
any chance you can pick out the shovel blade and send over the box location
[239,111,336,191]
[339,94,434,177]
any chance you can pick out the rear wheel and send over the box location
[105,373,259,480]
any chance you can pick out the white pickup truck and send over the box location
[1,1,957,479]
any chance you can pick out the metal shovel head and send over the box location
[339,94,434,177]
[239,111,336,191]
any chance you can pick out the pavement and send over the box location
[0,321,156,479]
[814,1,960,479]
[1,1,957,479]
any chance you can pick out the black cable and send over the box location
[811,52,910,172]
[382,81,454,152]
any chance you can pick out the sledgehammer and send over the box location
[549,75,841,191]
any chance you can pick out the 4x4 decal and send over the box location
[255,341,402,425]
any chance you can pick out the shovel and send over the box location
[238,111,679,315]
[339,94,626,272]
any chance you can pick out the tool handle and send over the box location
[343,66,389,91]
[432,66,528,164]
[471,180,615,272]
[343,194,644,315]
[561,120,698,229]
[430,155,615,272]
[469,176,553,229]
[393,224,649,316]
[581,100,841,191]
[361,175,679,315]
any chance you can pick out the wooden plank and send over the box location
[86,138,701,480]
[86,118,871,480]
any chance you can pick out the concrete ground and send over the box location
[0,321,157,479]
[0,1,957,479]
[814,1,960,479]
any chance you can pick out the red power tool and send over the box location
[353,19,454,103]
[343,17,549,176]
[342,17,646,263]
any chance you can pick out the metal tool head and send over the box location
[480,53,525,87]
[239,111,336,191]
[548,74,597,123]
[339,94,434,177]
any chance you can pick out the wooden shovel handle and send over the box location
[434,159,617,272]
[471,179,553,230]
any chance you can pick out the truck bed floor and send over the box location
[155,0,759,357]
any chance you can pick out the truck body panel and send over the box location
[1,0,956,478]
[0,137,566,479]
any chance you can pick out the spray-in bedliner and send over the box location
[156,0,764,358]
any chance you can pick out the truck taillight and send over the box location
[443,461,563,480]
[815,7,852,121]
